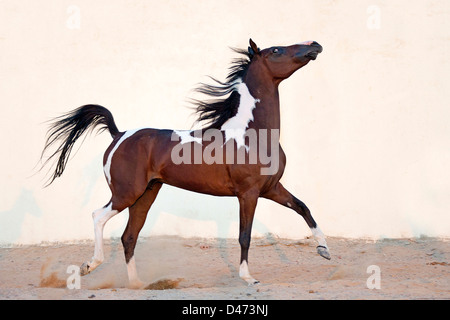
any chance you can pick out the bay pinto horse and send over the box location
[41,39,330,288]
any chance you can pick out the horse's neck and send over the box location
[243,71,281,131]
[248,85,280,130]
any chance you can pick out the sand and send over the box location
[0,236,448,300]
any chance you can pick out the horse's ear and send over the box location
[248,38,260,58]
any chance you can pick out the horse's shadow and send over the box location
[101,184,291,279]
[141,185,290,275]
[0,188,43,244]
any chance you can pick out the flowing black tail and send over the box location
[40,104,120,186]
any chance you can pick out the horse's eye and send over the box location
[273,48,279,54]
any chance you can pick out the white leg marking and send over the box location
[239,260,259,285]
[80,203,118,275]
[311,226,331,260]
[104,128,144,185]
[91,203,118,264]
[311,226,328,248]
[127,256,144,289]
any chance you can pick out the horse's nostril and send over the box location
[311,41,323,53]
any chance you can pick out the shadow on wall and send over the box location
[0,188,43,244]
[102,183,277,241]
[103,185,292,275]
[142,185,279,240]
[27,152,293,247]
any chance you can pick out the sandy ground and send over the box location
[0,236,448,300]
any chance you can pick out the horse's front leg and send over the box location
[262,182,331,260]
[237,189,260,285]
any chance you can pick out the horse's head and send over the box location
[248,39,323,82]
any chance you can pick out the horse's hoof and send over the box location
[80,262,90,276]
[128,280,145,290]
[244,278,260,286]
[248,280,260,286]
[317,246,331,260]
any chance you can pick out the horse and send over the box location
[40,39,330,288]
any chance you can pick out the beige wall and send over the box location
[0,0,449,244]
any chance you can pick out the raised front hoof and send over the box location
[317,246,331,260]
[80,262,91,276]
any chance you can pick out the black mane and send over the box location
[192,48,252,129]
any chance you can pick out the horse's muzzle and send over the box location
[296,41,323,61]
[307,42,323,59]
[305,51,320,60]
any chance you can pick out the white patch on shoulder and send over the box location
[173,130,202,144]
[103,128,143,185]
[220,80,260,150]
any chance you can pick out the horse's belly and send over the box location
[161,162,235,196]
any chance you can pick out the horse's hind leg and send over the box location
[80,201,120,276]
[262,182,331,260]
[121,182,162,289]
